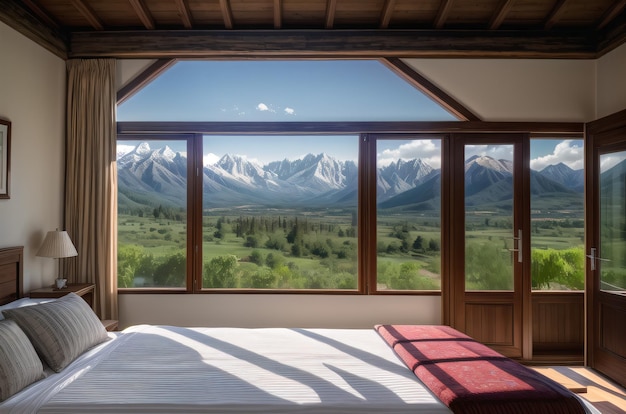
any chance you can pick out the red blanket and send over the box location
[376,325,586,414]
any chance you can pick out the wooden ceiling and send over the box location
[1,0,625,59]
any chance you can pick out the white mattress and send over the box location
[1,325,452,413]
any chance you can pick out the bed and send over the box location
[0,246,597,413]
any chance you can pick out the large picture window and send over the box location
[116,59,584,296]
[117,59,458,292]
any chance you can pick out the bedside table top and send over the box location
[29,283,95,298]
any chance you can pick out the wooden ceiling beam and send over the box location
[128,0,155,30]
[274,0,282,29]
[70,0,104,30]
[379,0,396,29]
[489,0,516,30]
[117,59,177,104]
[118,120,584,135]
[68,29,597,59]
[596,6,626,56]
[219,0,234,29]
[597,0,626,30]
[174,0,193,29]
[381,58,480,121]
[20,0,61,30]
[325,0,337,29]
[434,0,454,29]
[544,0,569,30]
[0,0,67,58]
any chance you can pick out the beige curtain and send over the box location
[64,59,118,320]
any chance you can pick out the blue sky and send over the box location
[117,60,585,170]
[117,60,455,123]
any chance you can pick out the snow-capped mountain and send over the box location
[377,158,436,202]
[117,143,586,212]
[117,143,188,209]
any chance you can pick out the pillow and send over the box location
[0,319,45,401]
[0,298,56,320]
[3,292,108,372]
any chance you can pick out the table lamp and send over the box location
[36,229,78,289]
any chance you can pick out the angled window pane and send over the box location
[201,135,359,290]
[530,139,584,291]
[117,60,458,122]
[117,139,188,288]
[376,138,442,291]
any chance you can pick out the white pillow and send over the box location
[0,298,56,320]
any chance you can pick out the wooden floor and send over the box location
[533,366,626,414]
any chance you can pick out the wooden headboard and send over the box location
[0,246,24,305]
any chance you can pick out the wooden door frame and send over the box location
[585,108,626,385]
[448,133,531,360]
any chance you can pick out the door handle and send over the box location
[507,229,523,263]
[586,247,611,271]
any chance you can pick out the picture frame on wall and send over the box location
[0,119,11,199]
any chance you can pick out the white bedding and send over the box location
[1,325,452,413]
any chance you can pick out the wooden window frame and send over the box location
[117,121,583,296]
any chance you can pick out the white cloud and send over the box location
[377,140,441,169]
[530,140,583,171]
[256,102,277,113]
[284,107,295,115]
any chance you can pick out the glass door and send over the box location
[450,134,528,359]
[587,136,626,387]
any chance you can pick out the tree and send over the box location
[153,252,186,287]
[265,252,285,269]
[428,238,440,252]
[412,235,424,251]
[204,255,239,288]
[251,268,276,288]
[249,250,264,266]
[244,235,259,247]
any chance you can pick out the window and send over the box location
[201,135,359,290]
[376,137,442,291]
[117,138,190,288]
[599,150,626,293]
[117,60,457,123]
[530,139,584,291]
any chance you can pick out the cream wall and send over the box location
[0,22,66,293]
[120,294,442,329]
[597,43,626,119]
[405,58,596,122]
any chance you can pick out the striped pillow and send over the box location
[3,292,108,372]
[0,319,45,401]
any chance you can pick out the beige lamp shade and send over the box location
[36,230,78,258]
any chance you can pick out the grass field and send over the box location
[118,206,589,290]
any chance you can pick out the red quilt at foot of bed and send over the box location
[375,325,586,414]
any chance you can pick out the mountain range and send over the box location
[117,142,591,213]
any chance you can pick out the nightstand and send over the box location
[29,283,96,309]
